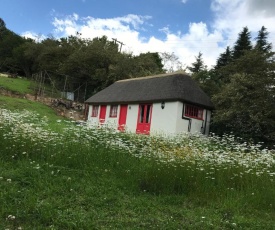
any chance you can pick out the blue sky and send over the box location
[1,0,275,69]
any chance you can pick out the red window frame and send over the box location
[184,104,203,120]
[91,105,99,117]
[109,105,118,118]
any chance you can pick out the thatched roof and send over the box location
[85,72,214,109]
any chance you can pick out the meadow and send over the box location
[0,102,275,229]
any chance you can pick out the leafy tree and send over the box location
[212,49,275,146]
[0,17,6,39]
[132,52,164,77]
[192,69,221,98]
[232,27,252,59]
[160,52,184,73]
[255,26,272,53]
[187,52,206,74]
[0,29,25,73]
[12,38,39,77]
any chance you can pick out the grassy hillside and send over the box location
[0,78,275,229]
[0,74,33,94]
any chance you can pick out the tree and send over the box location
[215,46,232,70]
[160,52,184,73]
[132,52,164,77]
[212,49,275,146]
[255,26,272,53]
[0,17,6,39]
[0,29,25,73]
[232,27,252,59]
[187,52,206,74]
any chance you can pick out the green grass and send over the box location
[0,75,33,94]
[1,131,274,229]
[0,104,275,229]
[0,95,68,131]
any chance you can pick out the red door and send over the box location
[136,104,152,134]
[99,105,107,124]
[118,104,128,131]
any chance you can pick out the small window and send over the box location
[91,105,99,117]
[184,104,203,120]
[109,105,118,117]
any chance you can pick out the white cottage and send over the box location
[85,72,214,135]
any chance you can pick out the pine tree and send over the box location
[212,49,275,146]
[233,27,252,59]
[187,52,205,74]
[255,26,272,53]
[215,46,232,70]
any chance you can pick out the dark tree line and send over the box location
[0,18,164,99]
[188,26,275,147]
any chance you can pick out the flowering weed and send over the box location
[0,108,274,229]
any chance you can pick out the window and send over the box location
[91,105,99,117]
[138,104,151,123]
[109,105,118,117]
[184,104,203,120]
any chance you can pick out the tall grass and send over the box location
[1,108,275,229]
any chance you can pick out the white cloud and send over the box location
[21,31,46,42]
[50,13,223,69]
[48,0,275,70]
[211,0,275,46]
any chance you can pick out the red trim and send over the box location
[99,105,107,123]
[136,104,152,134]
[118,104,128,131]
[184,104,203,120]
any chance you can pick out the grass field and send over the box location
[0,74,33,95]
[0,104,275,229]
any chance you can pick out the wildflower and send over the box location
[7,215,15,220]
[7,179,11,183]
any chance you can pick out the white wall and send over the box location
[104,105,119,128]
[125,104,139,133]
[150,102,178,135]
[87,105,99,126]
[175,101,188,134]
[87,102,211,135]
[87,105,119,128]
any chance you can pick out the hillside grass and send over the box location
[0,74,33,94]
[0,105,275,229]
[0,95,68,131]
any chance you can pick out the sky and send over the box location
[1,0,275,69]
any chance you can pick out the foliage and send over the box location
[160,52,185,73]
[215,46,232,71]
[187,52,206,74]
[212,49,275,146]
[0,22,166,100]
[255,26,272,53]
[232,27,252,59]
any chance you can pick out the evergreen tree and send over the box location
[187,52,206,74]
[233,27,252,59]
[215,46,232,70]
[212,49,275,146]
[255,26,272,53]
[0,18,6,38]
